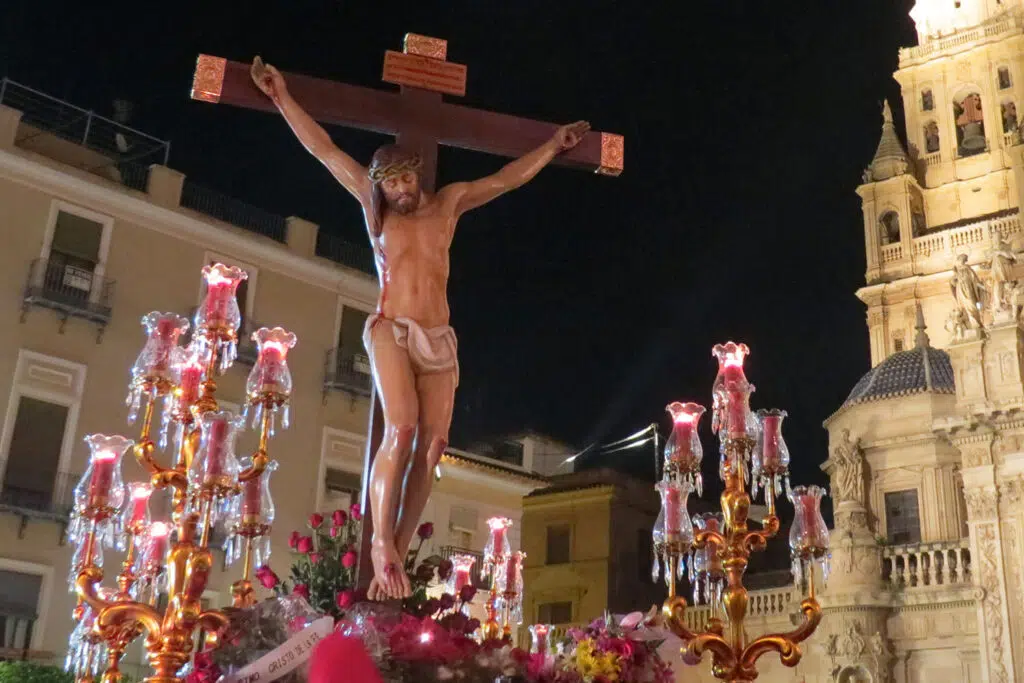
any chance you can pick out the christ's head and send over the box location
[368,145,423,235]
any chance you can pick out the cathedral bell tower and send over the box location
[856,1,1024,366]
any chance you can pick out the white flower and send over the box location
[437,666,454,680]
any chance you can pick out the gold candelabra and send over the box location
[480,518,523,642]
[655,343,829,683]
[66,265,295,683]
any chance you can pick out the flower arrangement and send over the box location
[255,505,363,620]
[335,605,676,683]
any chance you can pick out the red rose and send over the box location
[458,585,476,603]
[416,522,434,540]
[288,531,300,549]
[465,618,481,634]
[296,535,314,554]
[329,526,340,538]
[309,552,321,565]
[350,503,363,521]
[255,565,279,589]
[309,513,324,528]
[438,593,455,611]
[293,583,310,600]
[332,509,348,526]
[342,551,358,569]
[336,589,355,609]
[437,559,453,581]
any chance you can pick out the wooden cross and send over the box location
[190,33,624,588]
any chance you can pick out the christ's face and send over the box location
[381,172,421,214]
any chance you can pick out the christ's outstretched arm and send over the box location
[251,57,371,204]
[442,121,590,216]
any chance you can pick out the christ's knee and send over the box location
[382,424,417,464]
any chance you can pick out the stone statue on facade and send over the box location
[830,429,865,506]
[950,253,986,331]
[987,237,1018,320]
[944,307,969,342]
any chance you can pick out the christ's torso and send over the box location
[371,197,454,328]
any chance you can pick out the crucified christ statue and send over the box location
[252,59,588,600]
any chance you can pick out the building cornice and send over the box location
[439,453,547,496]
[0,146,379,306]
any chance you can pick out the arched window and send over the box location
[1002,100,1018,133]
[921,89,934,112]
[879,211,901,246]
[999,66,1012,90]
[923,120,940,153]
[953,91,986,156]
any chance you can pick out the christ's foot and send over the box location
[371,537,411,599]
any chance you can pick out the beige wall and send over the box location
[0,124,382,659]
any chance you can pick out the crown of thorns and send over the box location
[368,155,423,183]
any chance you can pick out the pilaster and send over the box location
[962,464,1017,683]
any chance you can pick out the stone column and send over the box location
[962,464,1016,683]
[146,165,185,208]
[997,468,1024,677]
[818,500,894,681]
[286,217,319,259]
[0,104,22,149]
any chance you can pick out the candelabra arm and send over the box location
[135,440,170,477]
[239,409,273,482]
[661,595,699,642]
[681,631,736,669]
[197,610,231,648]
[693,529,726,548]
[759,514,780,538]
[737,597,821,671]
[150,468,189,494]
[76,566,115,615]
[95,601,163,644]
[237,451,267,483]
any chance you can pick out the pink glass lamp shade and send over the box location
[74,434,133,514]
[483,516,513,577]
[131,521,171,603]
[189,411,244,528]
[447,553,477,611]
[529,624,552,654]
[195,263,248,370]
[788,485,831,587]
[225,459,279,568]
[651,480,694,585]
[121,481,154,541]
[753,409,791,500]
[244,327,297,435]
[127,313,190,441]
[688,513,725,607]
[499,550,525,595]
[664,402,706,495]
[711,342,758,441]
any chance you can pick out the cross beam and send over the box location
[192,55,624,192]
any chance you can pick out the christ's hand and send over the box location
[552,120,591,152]
[251,56,287,102]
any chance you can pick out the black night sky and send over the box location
[0,1,918,496]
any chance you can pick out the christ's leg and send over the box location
[394,369,457,563]
[366,322,418,600]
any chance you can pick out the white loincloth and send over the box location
[363,314,459,387]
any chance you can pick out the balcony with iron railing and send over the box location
[316,231,376,276]
[438,546,491,589]
[181,180,288,243]
[21,258,115,340]
[0,78,169,190]
[0,459,78,539]
[323,349,373,400]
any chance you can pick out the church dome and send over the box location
[842,344,954,408]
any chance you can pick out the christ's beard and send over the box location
[388,194,418,215]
